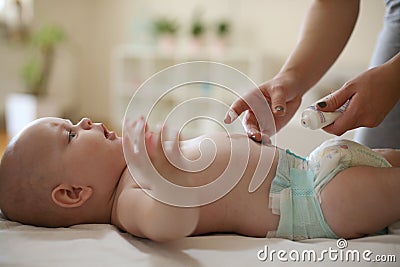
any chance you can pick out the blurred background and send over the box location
[0,0,385,155]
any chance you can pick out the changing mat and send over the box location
[1,212,399,267]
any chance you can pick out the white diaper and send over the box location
[307,138,392,202]
[268,138,392,240]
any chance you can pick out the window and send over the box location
[0,0,33,27]
[0,0,33,40]
[0,0,6,19]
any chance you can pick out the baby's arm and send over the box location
[115,185,198,242]
[118,117,199,241]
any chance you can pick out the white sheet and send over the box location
[1,213,399,267]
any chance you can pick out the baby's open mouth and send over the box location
[102,124,116,140]
[102,124,111,138]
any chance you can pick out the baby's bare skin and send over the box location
[186,134,280,237]
[111,117,400,241]
[374,148,400,167]
[1,117,399,241]
[111,123,280,240]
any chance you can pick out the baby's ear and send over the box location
[51,184,93,208]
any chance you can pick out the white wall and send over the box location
[0,0,385,135]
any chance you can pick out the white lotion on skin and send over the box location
[301,100,349,130]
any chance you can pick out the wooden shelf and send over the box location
[110,44,265,136]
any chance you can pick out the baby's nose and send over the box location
[78,117,92,130]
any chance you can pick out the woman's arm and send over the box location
[280,0,360,93]
[226,0,361,140]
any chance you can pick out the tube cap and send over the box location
[301,114,312,129]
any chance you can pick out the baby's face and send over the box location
[22,117,126,194]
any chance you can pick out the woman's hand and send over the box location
[318,52,400,135]
[224,0,361,143]
[224,73,303,143]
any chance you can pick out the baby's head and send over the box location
[0,117,126,227]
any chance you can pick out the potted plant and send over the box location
[21,23,65,96]
[188,12,206,53]
[211,20,231,54]
[153,17,179,53]
[5,23,66,137]
[190,20,205,39]
[216,20,230,39]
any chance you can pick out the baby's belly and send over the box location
[194,143,280,237]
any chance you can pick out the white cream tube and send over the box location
[301,100,349,130]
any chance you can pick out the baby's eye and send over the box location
[68,130,76,142]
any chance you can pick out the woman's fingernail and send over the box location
[317,102,327,108]
[225,110,238,124]
[250,135,261,143]
[249,129,261,141]
[275,106,284,112]
[223,115,229,123]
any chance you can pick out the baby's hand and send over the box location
[123,116,189,188]
[123,116,155,188]
[146,121,182,170]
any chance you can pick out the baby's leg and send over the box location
[374,148,400,167]
[320,166,400,239]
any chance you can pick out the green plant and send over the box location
[190,20,205,38]
[21,23,65,96]
[190,8,206,38]
[21,58,42,93]
[153,17,179,36]
[216,20,230,37]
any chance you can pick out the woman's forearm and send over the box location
[385,52,400,90]
[279,0,360,94]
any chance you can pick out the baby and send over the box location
[0,116,399,242]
